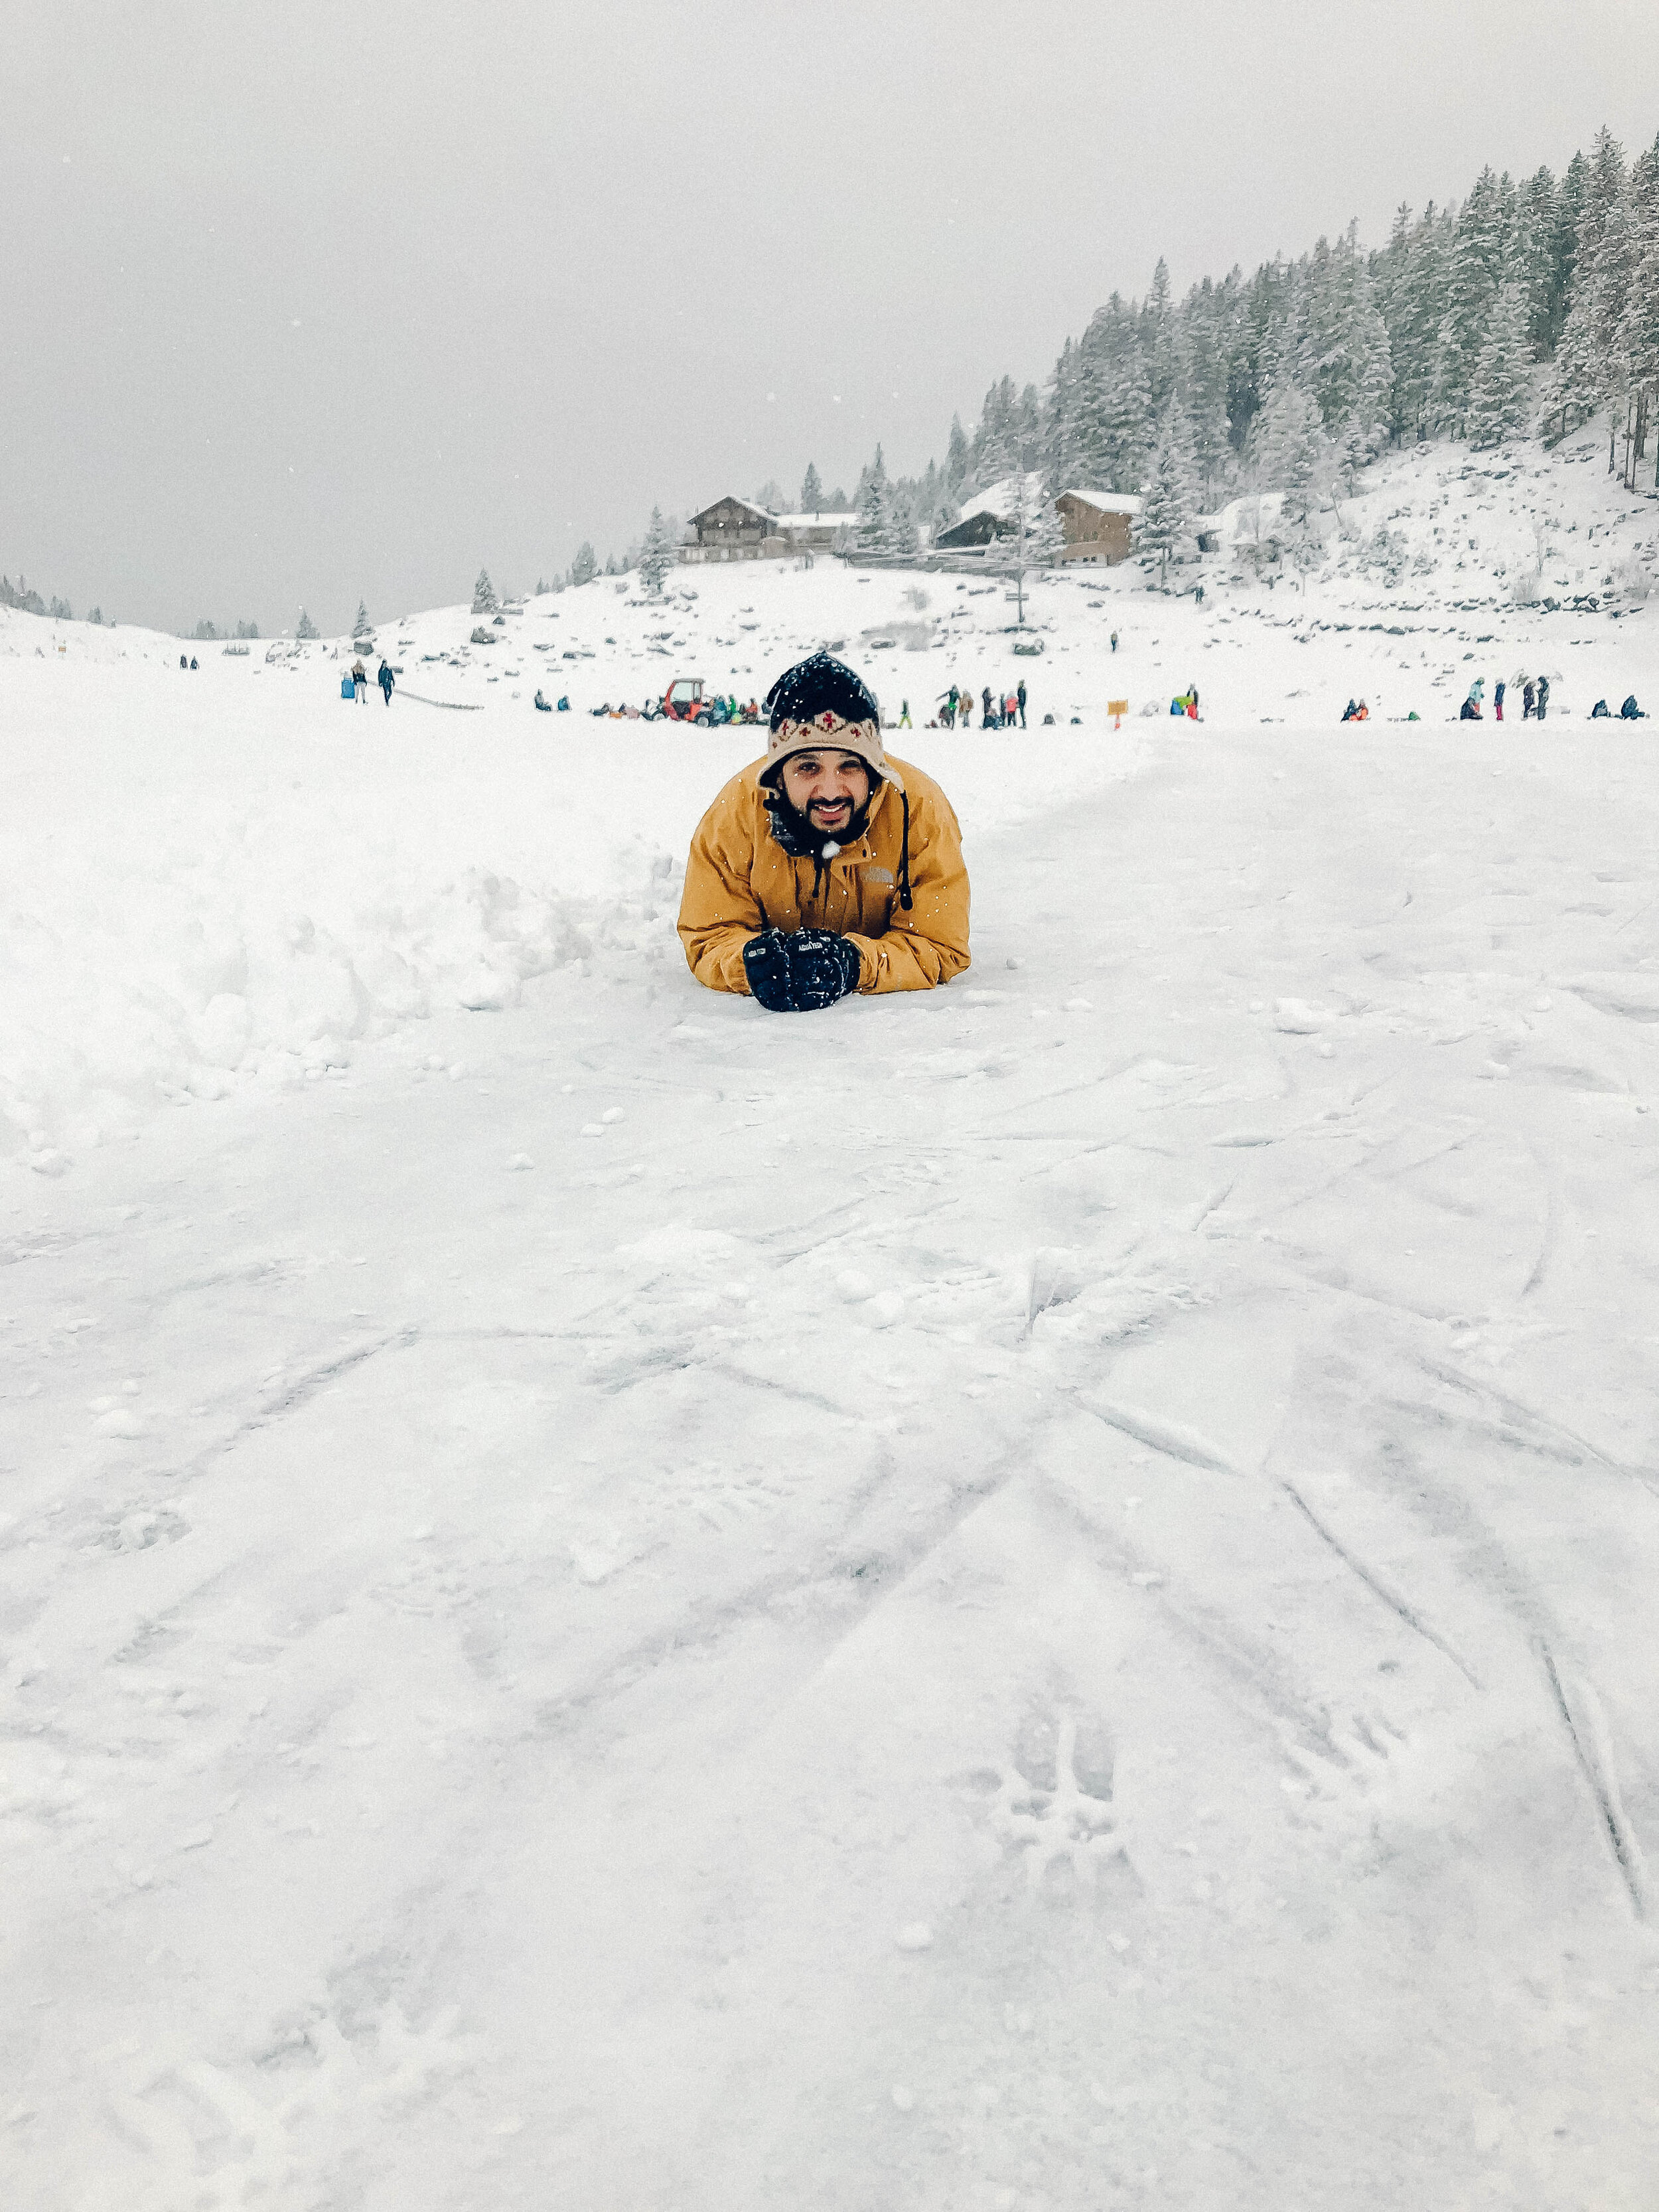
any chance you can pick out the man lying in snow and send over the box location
[677,650,970,1012]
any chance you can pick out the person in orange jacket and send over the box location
[677,651,971,1009]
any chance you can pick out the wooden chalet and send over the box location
[681,496,857,563]
[1055,489,1140,565]
[682,495,776,563]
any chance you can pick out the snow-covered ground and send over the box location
[5,435,1659,2208]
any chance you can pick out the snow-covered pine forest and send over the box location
[839,123,1659,569]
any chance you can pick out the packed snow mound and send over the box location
[4,425,1658,1170]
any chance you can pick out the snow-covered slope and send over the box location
[6,427,1659,1174]
[5,435,1659,2208]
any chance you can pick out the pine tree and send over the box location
[1250,376,1328,526]
[1467,283,1534,447]
[1431,169,1508,434]
[993,473,1056,623]
[352,599,372,644]
[944,415,970,495]
[886,479,920,560]
[800,461,824,512]
[1517,164,1563,353]
[570,544,597,587]
[472,568,498,615]
[296,607,318,640]
[1028,488,1066,567]
[1041,336,1086,492]
[855,444,892,554]
[1138,399,1199,585]
[1076,296,1155,490]
[1142,258,1177,416]
[639,506,677,595]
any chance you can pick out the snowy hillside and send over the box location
[6,429,1659,1176]
[5,433,1659,2208]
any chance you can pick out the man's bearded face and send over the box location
[779,751,871,838]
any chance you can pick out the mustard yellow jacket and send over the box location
[677,756,971,995]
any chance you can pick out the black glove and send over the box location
[788,927,863,1009]
[742,927,862,1013]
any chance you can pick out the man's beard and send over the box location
[765,784,874,859]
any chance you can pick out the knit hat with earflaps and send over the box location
[759,651,885,786]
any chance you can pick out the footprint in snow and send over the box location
[985,1709,1124,1893]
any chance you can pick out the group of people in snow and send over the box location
[1590,695,1646,719]
[584,694,765,723]
[1460,674,1549,721]
[340,658,396,705]
[934,682,1027,730]
[676,650,970,1013]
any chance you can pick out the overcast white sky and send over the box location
[4,0,1657,634]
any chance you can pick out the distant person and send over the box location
[534,689,551,711]
[1003,690,1017,727]
[351,658,368,703]
[1536,676,1550,721]
[899,699,912,727]
[378,658,394,705]
[557,694,570,711]
[1110,630,1118,653]
[1522,678,1536,719]
[1016,679,1027,727]
[1494,678,1506,721]
[179,652,188,670]
[189,656,198,670]
[1341,698,1358,722]
[981,685,993,729]
[1353,700,1370,721]
[1194,583,1204,606]
[1591,698,1611,718]
[676,650,970,1008]
[1619,694,1646,719]
[1460,696,1482,720]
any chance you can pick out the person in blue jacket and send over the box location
[378,658,395,705]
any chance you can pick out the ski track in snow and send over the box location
[6,435,1659,2206]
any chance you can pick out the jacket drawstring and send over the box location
[899,790,914,911]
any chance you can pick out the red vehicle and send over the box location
[660,677,712,725]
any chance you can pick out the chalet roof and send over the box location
[688,495,776,527]
[1060,488,1143,517]
[955,471,1046,525]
